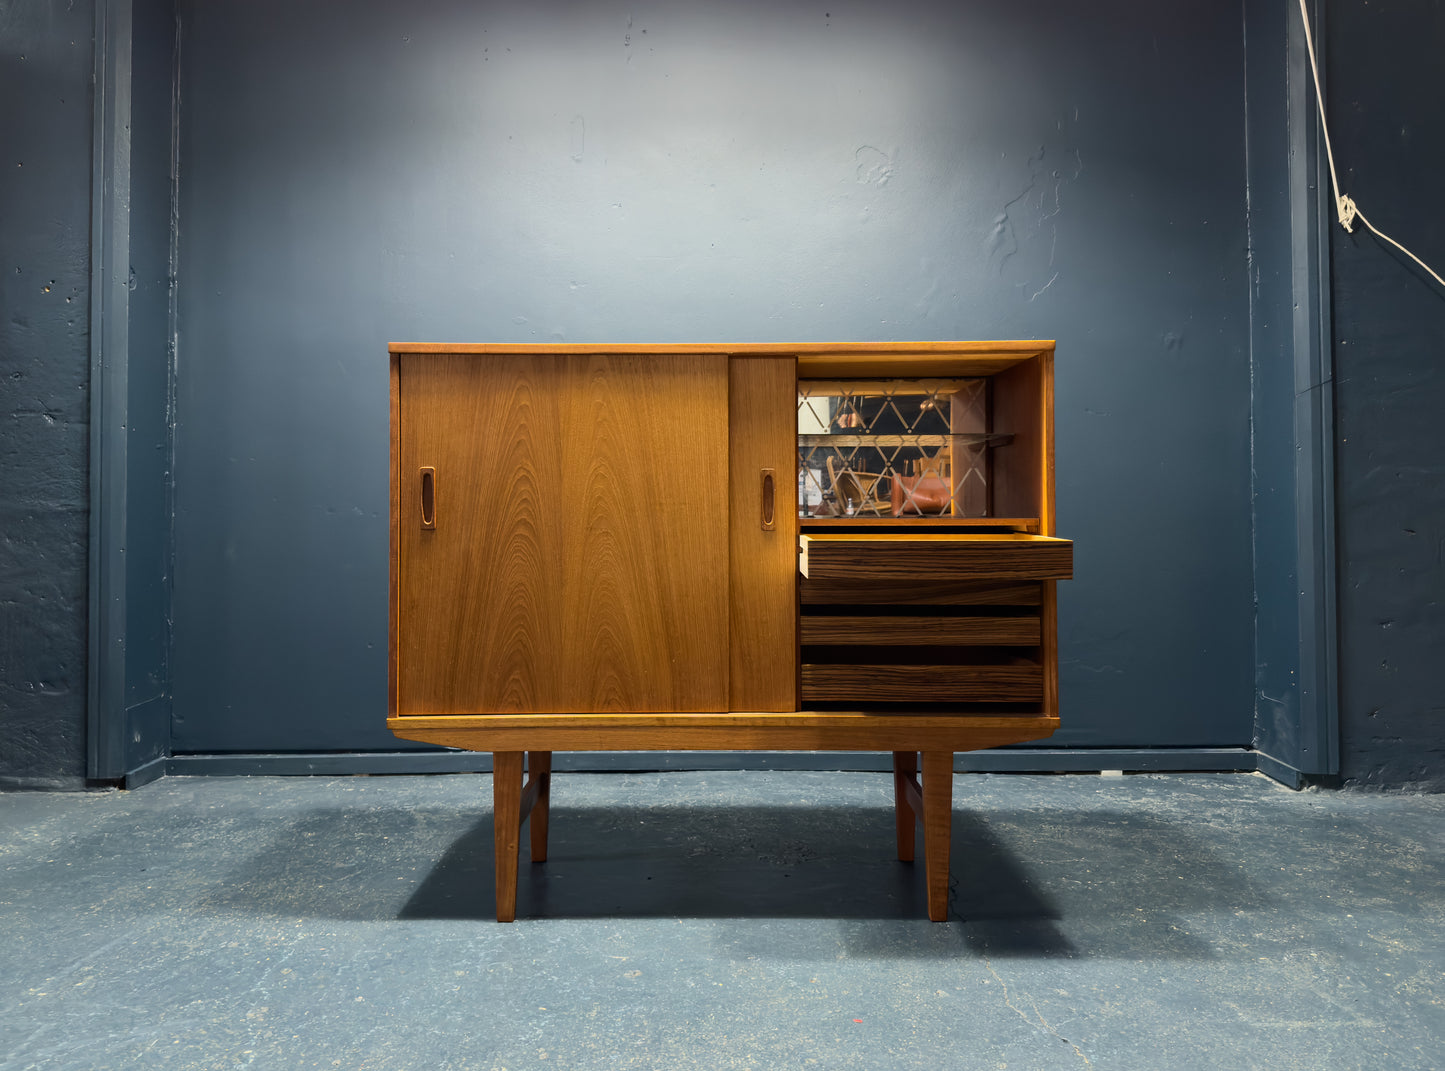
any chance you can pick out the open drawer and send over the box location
[798,532,1073,581]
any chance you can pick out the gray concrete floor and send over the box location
[1,771,1442,1070]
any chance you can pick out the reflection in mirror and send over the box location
[797,380,1007,519]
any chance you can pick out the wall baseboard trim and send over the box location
[158,747,1262,780]
[0,775,91,792]
[124,755,168,789]
[1255,751,1308,789]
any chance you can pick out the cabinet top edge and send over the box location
[388,341,1055,358]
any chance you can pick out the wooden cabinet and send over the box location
[388,342,1071,921]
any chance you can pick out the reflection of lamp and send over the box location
[797,393,829,512]
[796,393,829,435]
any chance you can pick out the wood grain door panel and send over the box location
[398,353,730,714]
[728,356,798,712]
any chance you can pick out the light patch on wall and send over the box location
[570,115,586,162]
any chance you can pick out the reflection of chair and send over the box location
[891,452,953,517]
[827,456,889,516]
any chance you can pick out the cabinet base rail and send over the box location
[389,713,1058,755]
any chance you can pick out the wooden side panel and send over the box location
[728,356,798,712]
[949,380,989,517]
[398,353,730,714]
[1039,348,1055,535]
[389,353,401,717]
[1042,579,1059,717]
[991,351,1046,526]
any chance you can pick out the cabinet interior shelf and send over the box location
[797,432,1014,448]
[798,516,1041,530]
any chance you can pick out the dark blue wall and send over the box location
[122,0,178,771]
[1245,0,1305,769]
[1327,0,1445,789]
[171,0,1255,753]
[1242,0,1340,784]
[0,0,95,788]
[11,1,1436,786]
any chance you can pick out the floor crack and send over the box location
[982,958,1094,1069]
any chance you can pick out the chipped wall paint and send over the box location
[0,0,95,787]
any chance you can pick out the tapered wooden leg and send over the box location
[892,750,918,862]
[493,751,524,923]
[528,751,552,863]
[921,751,954,922]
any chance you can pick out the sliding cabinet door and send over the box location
[728,356,799,712]
[396,353,730,714]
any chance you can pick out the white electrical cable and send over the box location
[1297,0,1445,290]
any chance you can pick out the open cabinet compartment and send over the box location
[795,346,1053,530]
[794,346,1067,712]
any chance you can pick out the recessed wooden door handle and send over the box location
[760,468,776,531]
[420,467,436,529]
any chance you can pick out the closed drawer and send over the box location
[800,614,1040,646]
[798,533,1072,581]
[801,662,1043,704]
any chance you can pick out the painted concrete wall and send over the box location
[1327,0,1445,789]
[0,0,95,788]
[171,0,1256,753]
[8,0,1438,786]
[1245,0,1309,772]
[10,2,1437,786]
[1242,0,1340,783]
[122,0,178,771]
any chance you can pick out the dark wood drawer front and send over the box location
[798,569,1050,708]
[801,663,1043,704]
[801,615,1040,646]
[801,576,1043,606]
[799,534,1072,581]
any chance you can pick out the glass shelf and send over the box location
[798,516,1040,530]
[798,432,1013,449]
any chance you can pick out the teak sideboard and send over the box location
[387,341,1072,922]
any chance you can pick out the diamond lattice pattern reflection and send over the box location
[797,380,989,518]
